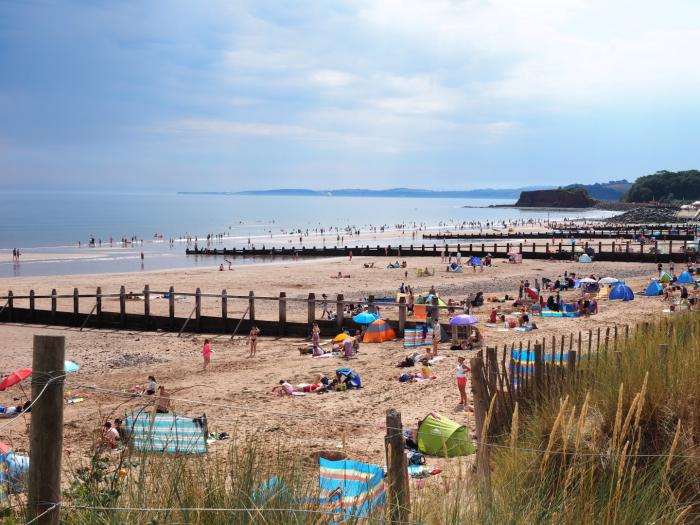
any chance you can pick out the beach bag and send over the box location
[399,373,411,383]
[409,452,426,465]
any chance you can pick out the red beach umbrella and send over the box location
[0,368,32,391]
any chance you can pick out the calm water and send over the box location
[0,192,616,277]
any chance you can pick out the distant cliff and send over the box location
[515,188,596,208]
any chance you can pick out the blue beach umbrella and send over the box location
[353,312,379,324]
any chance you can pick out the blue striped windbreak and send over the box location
[124,412,207,454]
[318,458,386,522]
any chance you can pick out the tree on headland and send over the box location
[622,170,700,203]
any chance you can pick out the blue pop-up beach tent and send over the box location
[609,283,634,301]
[645,280,663,296]
[677,271,694,285]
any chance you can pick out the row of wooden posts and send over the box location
[185,239,698,263]
[0,288,430,337]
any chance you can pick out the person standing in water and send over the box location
[249,325,260,357]
[202,339,212,370]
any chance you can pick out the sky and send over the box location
[1,0,700,192]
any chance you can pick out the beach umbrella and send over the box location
[579,278,597,284]
[353,312,379,324]
[64,360,80,373]
[598,277,619,285]
[332,333,351,344]
[0,368,32,391]
[524,288,539,301]
[468,256,482,266]
[363,319,396,343]
[450,314,478,326]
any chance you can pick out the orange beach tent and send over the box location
[363,319,396,343]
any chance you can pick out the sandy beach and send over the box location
[0,251,677,474]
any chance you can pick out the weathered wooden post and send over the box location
[195,288,202,332]
[27,335,65,525]
[385,409,410,524]
[398,296,406,337]
[119,285,126,328]
[486,347,498,395]
[169,286,175,330]
[307,292,315,327]
[29,289,35,322]
[50,289,56,324]
[143,284,150,328]
[73,288,79,326]
[278,292,286,336]
[470,355,492,505]
[221,289,228,332]
[533,343,543,395]
[248,290,256,322]
[96,287,102,327]
[336,293,344,330]
[568,350,577,382]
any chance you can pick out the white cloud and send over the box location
[309,69,356,87]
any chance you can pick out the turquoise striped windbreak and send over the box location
[124,412,207,454]
[318,458,386,522]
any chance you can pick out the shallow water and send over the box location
[0,192,616,277]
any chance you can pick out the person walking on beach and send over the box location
[320,294,330,319]
[432,319,441,357]
[249,325,260,357]
[455,357,470,407]
[202,339,212,369]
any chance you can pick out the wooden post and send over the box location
[195,288,202,332]
[96,287,103,327]
[119,285,126,328]
[568,350,577,382]
[385,409,410,524]
[169,286,175,330]
[27,335,65,525]
[72,288,79,326]
[50,289,56,324]
[470,355,492,505]
[307,292,315,327]
[534,343,543,394]
[279,292,287,336]
[336,293,344,330]
[368,294,375,315]
[398,296,406,337]
[143,284,150,327]
[221,289,228,332]
[244,290,254,323]
[486,347,498,395]
[29,289,35,322]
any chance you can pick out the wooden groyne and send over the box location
[186,240,699,263]
[0,288,423,337]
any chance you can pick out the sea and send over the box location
[0,191,618,278]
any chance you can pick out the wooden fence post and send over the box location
[221,289,228,332]
[29,289,35,322]
[119,285,126,328]
[27,335,65,525]
[336,293,344,330]
[568,350,577,382]
[169,286,175,330]
[398,296,406,337]
[248,290,255,323]
[73,288,79,326]
[278,292,287,336]
[143,284,150,327]
[96,287,102,327]
[534,343,543,395]
[486,347,498,395]
[307,292,315,327]
[470,355,492,505]
[385,409,410,524]
[195,288,202,332]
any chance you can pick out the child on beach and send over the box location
[456,357,469,406]
[249,326,260,357]
[202,339,212,369]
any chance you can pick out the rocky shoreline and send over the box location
[603,205,687,224]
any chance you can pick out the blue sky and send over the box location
[1,0,699,191]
